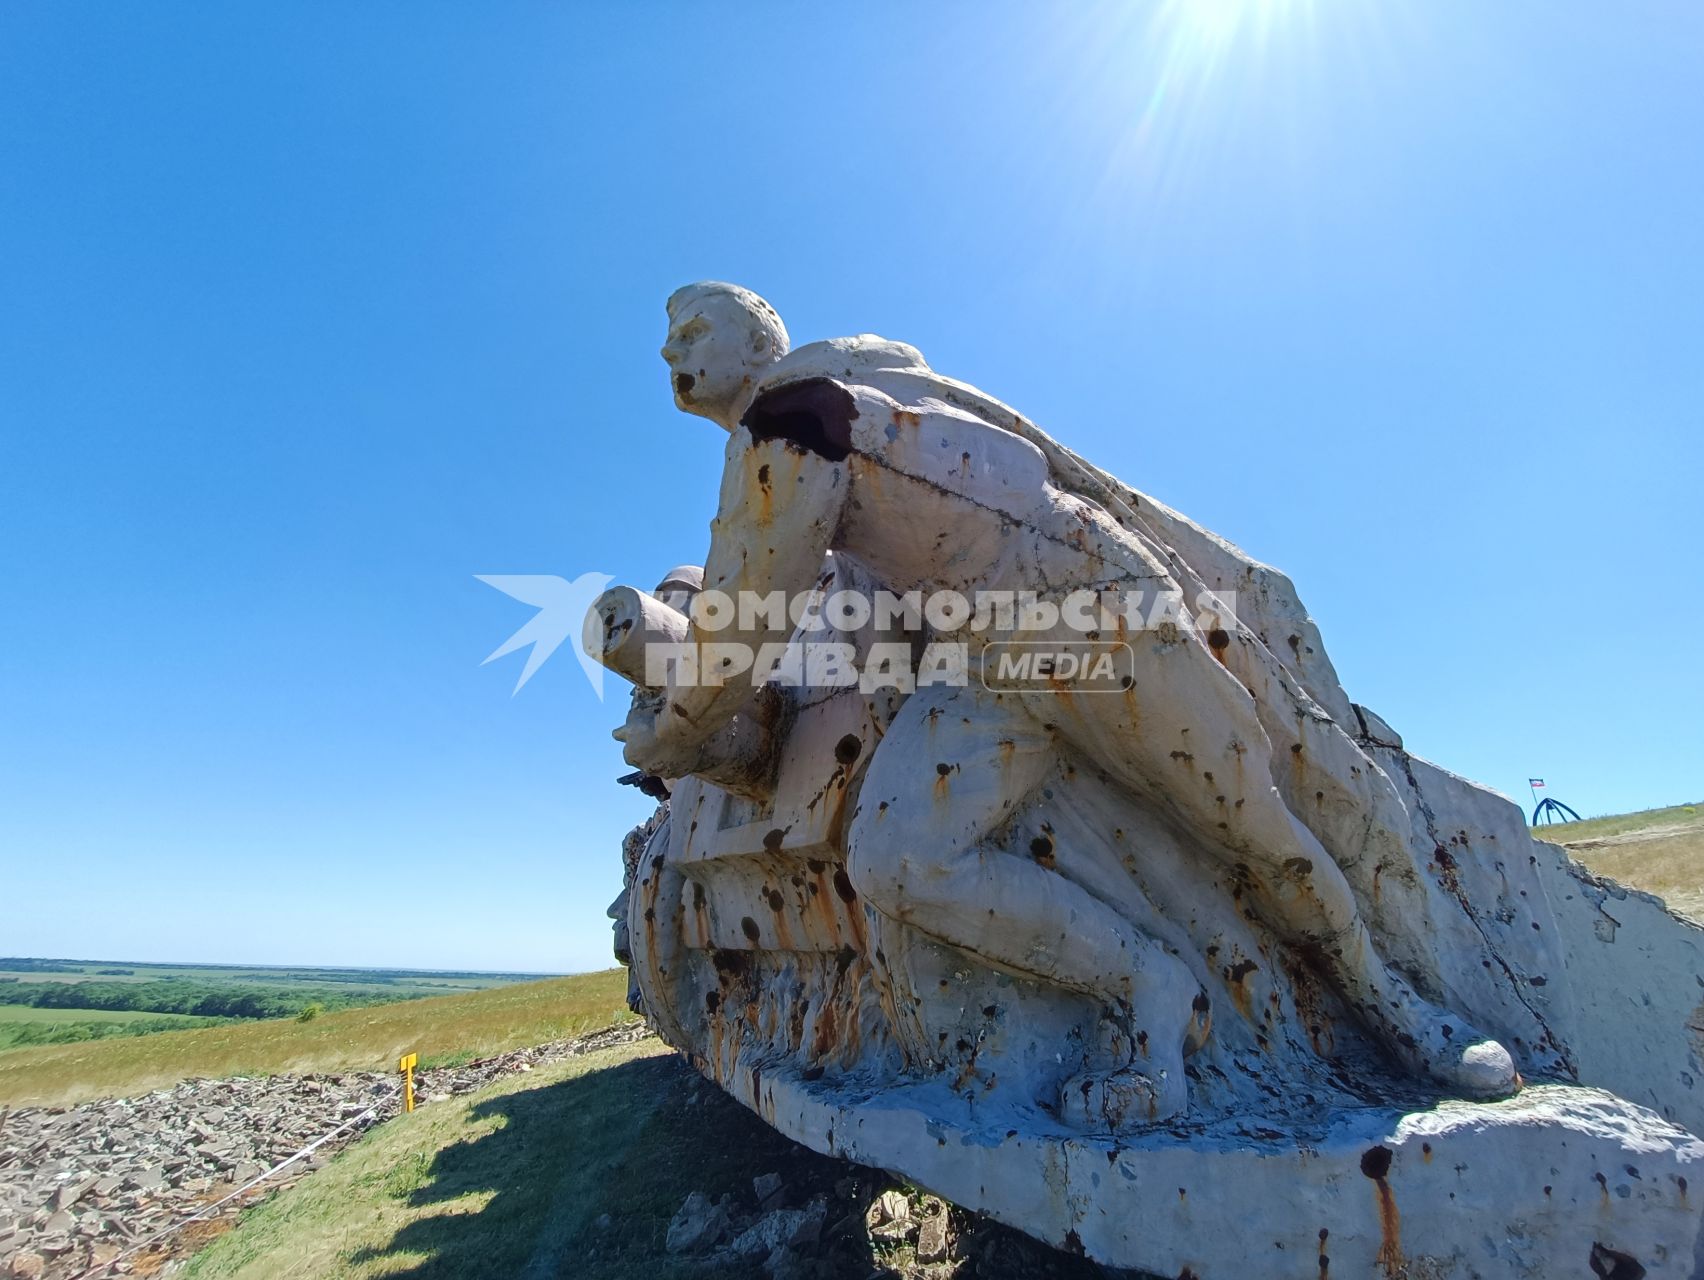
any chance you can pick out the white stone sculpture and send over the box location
[590,282,1704,1278]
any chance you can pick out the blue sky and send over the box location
[1,3,1698,973]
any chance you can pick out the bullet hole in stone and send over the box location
[1589,1242,1646,1280]
[832,868,858,903]
[1360,1145,1393,1179]
[741,377,856,461]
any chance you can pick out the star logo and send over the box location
[476,572,615,697]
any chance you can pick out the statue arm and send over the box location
[628,426,848,771]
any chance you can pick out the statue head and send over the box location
[662,282,790,430]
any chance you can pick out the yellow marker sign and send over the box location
[399,1052,418,1113]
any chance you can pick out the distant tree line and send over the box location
[0,980,427,1020]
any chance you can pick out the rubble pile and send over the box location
[661,1176,1038,1280]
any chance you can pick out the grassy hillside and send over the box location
[0,1004,221,1051]
[179,1038,680,1280]
[0,970,633,1107]
[178,1037,1108,1280]
[1536,802,1704,918]
[0,1005,207,1025]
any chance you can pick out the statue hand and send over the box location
[614,690,778,797]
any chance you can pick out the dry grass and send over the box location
[1536,802,1704,919]
[0,971,634,1108]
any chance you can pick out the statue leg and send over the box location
[1025,632,1519,1100]
[846,683,1200,1121]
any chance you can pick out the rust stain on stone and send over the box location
[1225,956,1259,1020]
[810,998,840,1062]
[934,760,954,801]
[1030,829,1056,869]
[1360,1146,1402,1277]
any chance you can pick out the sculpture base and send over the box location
[711,1064,1704,1278]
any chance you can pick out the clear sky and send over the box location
[2,3,1699,973]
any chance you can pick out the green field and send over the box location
[0,970,154,985]
[0,956,563,1053]
[0,970,634,1107]
[0,957,549,994]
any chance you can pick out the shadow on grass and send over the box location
[350,1051,1136,1280]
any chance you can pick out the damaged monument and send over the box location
[590,282,1704,1277]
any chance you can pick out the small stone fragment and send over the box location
[916,1207,950,1262]
[665,1191,732,1254]
[753,1171,785,1210]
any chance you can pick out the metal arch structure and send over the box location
[1532,796,1583,826]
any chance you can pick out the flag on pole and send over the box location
[1529,778,1545,788]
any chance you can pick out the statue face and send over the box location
[660,294,761,426]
